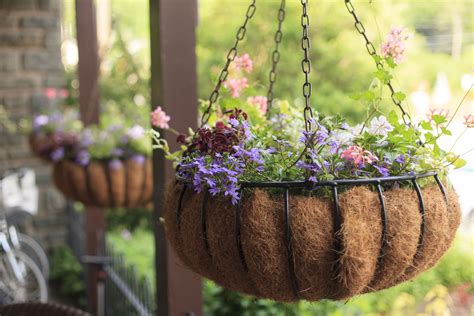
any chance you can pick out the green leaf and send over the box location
[421,121,433,131]
[393,92,406,102]
[447,153,467,169]
[375,69,392,84]
[432,114,447,125]
[441,127,452,136]
[388,110,399,126]
[453,158,467,169]
[372,55,383,64]
[386,56,397,68]
[349,92,362,100]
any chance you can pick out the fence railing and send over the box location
[105,242,155,316]
[66,206,155,315]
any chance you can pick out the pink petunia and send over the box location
[247,96,268,115]
[151,106,171,129]
[233,54,253,73]
[381,27,411,64]
[224,77,249,98]
[341,146,378,165]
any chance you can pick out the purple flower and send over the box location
[328,140,339,154]
[131,155,146,164]
[394,154,405,165]
[309,175,318,183]
[109,159,123,170]
[80,129,94,147]
[374,165,390,177]
[33,115,49,130]
[229,118,239,127]
[75,150,90,166]
[127,125,145,140]
[50,147,64,162]
[266,147,276,154]
[112,148,124,157]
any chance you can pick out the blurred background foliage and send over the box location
[57,0,474,314]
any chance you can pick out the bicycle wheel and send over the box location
[17,233,50,280]
[0,251,48,304]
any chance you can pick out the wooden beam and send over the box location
[150,1,202,315]
[75,1,104,315]
[76,0,100,126]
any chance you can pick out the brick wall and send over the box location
[0,0,66,250]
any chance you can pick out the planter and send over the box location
[165,177,460,302]
[29,132,78,163]
[53,158,153,208]
[29,132,57,162]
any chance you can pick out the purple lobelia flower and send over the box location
[374,164,390,177]
[127,125,145,140]
[33,115,49,130]
[112,148,124,157]
[394,154,405,165]
[75,150,90,166]
[131,154,146,164]
[50,147,64,162]
[109,159,123,170]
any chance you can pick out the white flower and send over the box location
[369,116,394,136]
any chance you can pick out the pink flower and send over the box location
[59,89,69,98]
[44,88,57,100]
[381,27,410,64]
[247,96,268,114]
[341,146,378,165]
[224,77,248,98]
[427,108,450,122]
[464,114,474,128]
[151,106,170,129]
[234,54,253,73]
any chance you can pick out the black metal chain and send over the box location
[199,1,257,127]
[300,0,314,132]
[266,0,286,114]
[344,0,412,125]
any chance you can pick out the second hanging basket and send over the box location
[53,158,153,209]
[165,176,460,302]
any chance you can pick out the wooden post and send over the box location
[75,1,104,314]
[150,1,202,315]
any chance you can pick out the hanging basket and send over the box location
[52,158,153,208]
[29,132,77,162]
[165,175,460,302]
[162,0,462,303]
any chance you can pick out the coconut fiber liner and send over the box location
[165,182,460,302]
[53,159,153,208]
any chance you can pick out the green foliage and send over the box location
[107,227,155,283]
[50,246,86,308]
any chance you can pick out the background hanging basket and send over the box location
[53,158,153,209]
[165,179,460,302]
[29,132,77,162]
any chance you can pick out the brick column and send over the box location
[0,0,66,250]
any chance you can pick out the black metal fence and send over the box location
[66,205,156,315]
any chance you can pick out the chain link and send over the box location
[200,1,257,127]
[300,0,314,132]
[266,0,286,113]
[344,0,411,125]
